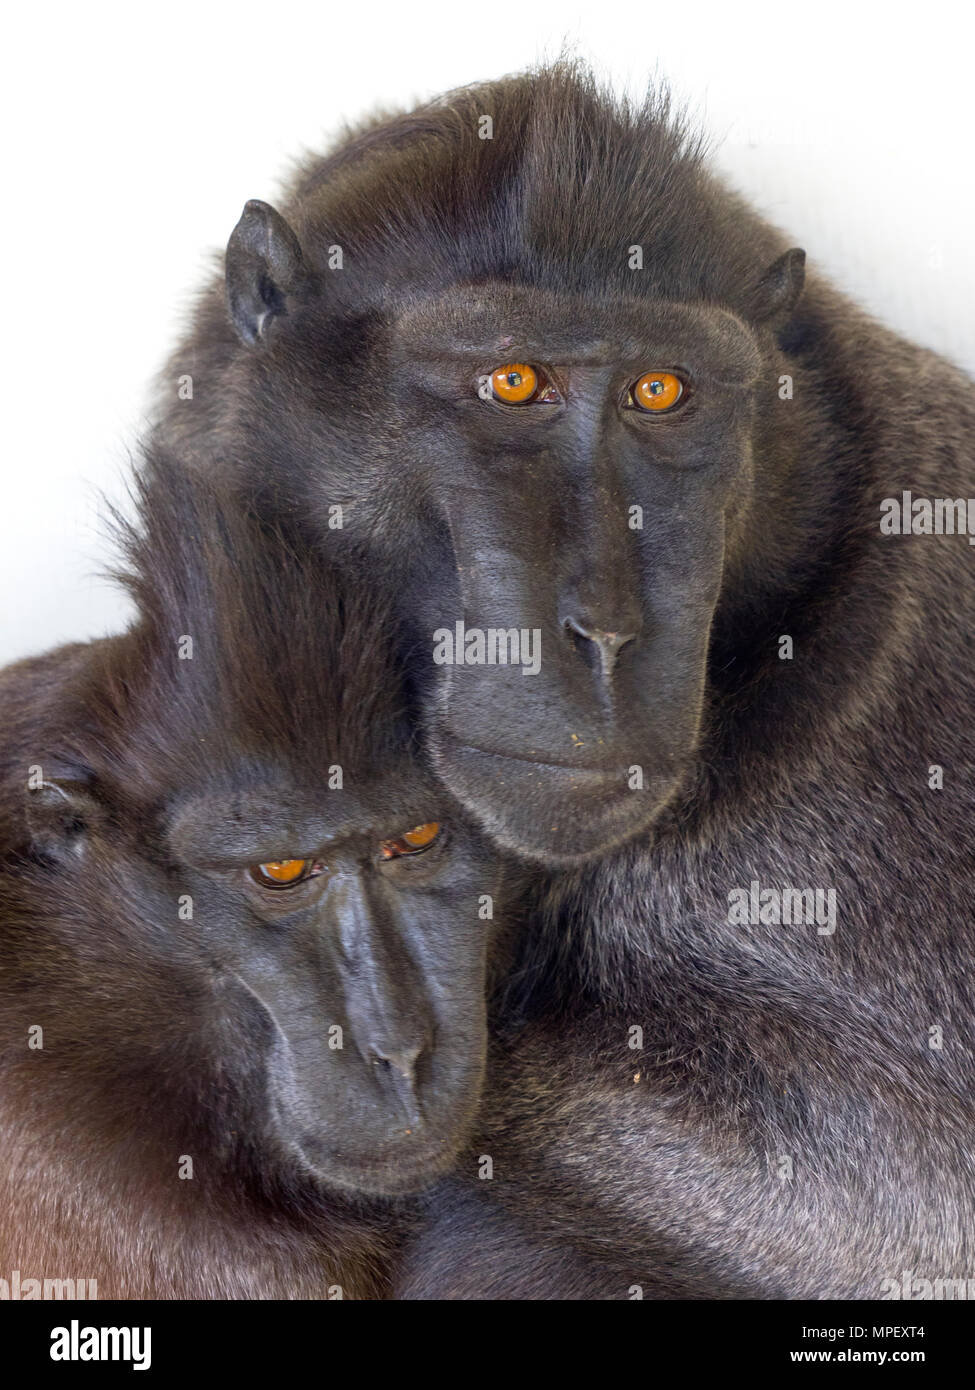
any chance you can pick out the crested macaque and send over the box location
[149,62,975,1297]
[0,450,521,1298]
[155,64,817,866]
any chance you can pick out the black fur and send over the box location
[0,449,523,1297]
[8,60,974,1298]
[150,61,975,1298]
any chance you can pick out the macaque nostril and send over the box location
[563,617,637,679]
[370,1046,425,1127]
[370,1044,422,1084]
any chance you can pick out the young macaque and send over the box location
[0,451,520,1298]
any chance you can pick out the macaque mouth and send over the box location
[434,729,683,863]
[267,1026,487,1195]
[438,732,653,785]
[292,1131,472,1196]
[453,742,617,774]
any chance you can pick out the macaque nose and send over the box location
[370,1041,422,1082]
[563,616,637,679]
[369,1042,425,1125]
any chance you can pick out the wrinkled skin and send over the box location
[163,767,502,1195]
[387,288,766,859]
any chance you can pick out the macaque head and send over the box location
[163,764,506,1196]
[211,69,808,865]
[24,753,502,1197]
[6,455,520,1198]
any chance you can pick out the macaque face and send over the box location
[232,280,764,864]
[388,287,764,862]
[26,764,504,1198]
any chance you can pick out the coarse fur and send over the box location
[0,450,524,1297]
[82,62,975,1293]
[152,60,814,863]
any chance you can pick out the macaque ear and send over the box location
[746,247,806,325]
[226,199,308,346]
[25,775,101,864]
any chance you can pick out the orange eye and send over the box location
[251,858,313,888]
[490,363,539,404]
[380,822,442,859]
[402,821,441,849]
[632,371,684,412]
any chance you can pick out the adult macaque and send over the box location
[99,64,975,1293]
[0,452,519,1298]
[148,61,921,870]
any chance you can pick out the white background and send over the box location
[2,0,972,665]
